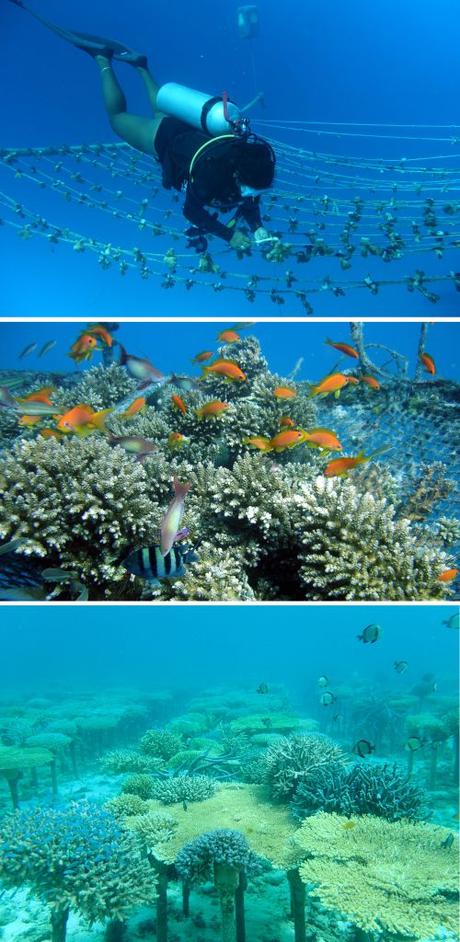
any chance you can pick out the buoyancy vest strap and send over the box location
[188,134,237,181]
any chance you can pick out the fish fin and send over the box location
[89,408,113,431]
[368,443,392,460]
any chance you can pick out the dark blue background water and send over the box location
[2,604,458,702]
[1,320,458,380]
[1,0,459,315]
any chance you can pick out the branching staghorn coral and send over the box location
[105,793,150,818]
[0,339,456,601]
[262,734,347,802]
[0,436,161,594]
[294,812,459,939]
[51,363,137,411]
[290,762,429,822]
[140,728,183,760]
[149,774,216,805]
[100,749,166,774]
[0,801,155,942]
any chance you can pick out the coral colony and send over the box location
[0,327,458,601]
[0,683,458,942]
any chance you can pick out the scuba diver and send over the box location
[7,0,277,255]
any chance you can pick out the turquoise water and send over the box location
[1,0,459,315]
[0,605,458,942]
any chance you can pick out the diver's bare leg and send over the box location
[137,64,162,114]
[95,55,158,156]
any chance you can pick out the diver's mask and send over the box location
[239,184,264,198]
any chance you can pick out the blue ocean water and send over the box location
[1,0,459,315]
[2,603,459,702]
[0,319,458,378]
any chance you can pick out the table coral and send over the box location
[294,812,459,939]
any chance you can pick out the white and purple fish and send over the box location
[160,478,191,557]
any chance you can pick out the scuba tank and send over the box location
[156,83,243,136]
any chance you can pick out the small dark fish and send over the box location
[406,736,424,752]
[394,660,408,674]
[318,675,329,688]
[122,543,198,584]
[443,612,459,630]
[320,691,336,706]
[357,624,381,644]
[41,568,80,583]
[38,340,57,358]
[0,539,27,557]
[182,800,188,812]
[257,682,269,694]
[353,739,375,758]
[18,342,37,359]
[261,717,272,728]
[332,714,342,722]
[441,833,454,849]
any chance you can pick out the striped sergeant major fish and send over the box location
[122,543,198,584]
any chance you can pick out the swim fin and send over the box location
[7,0,147,65]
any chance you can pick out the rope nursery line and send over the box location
[1,124,459,313]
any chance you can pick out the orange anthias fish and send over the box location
[171,394,187,415]
[69,333,99,363]
[196,400,229,419]
[243,435,273,452]
[87,324,113,347]
[40,428,64,440]
[361,376,381,390]
[325,339,359,359]
[168,432,187,450]
[309,373,356,398]
[121,397,146,419]
[303,428,343,452]
[17,386,56,406]
[192,351,214,363]
[218,329,241,344]
[420,352,436,375]
[56,404,112,435]
[279,416,295,428]
[273,386,297,400]
[202,359,246,382]
[269,429,309,452]
[324,446,390,478]
[18,415,41,427]
[437,568,458,583]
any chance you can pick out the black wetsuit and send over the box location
[154,116,263,242]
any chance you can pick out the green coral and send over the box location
[294,812,459,939]
[105,793,150,818]
[127,811,178,853]
[149,774,216,805]
[100,749,165,774]
[140,728,183,760]
[122,773,156,799]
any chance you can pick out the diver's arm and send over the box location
[183,187,233,242]
[238,196,263,232]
